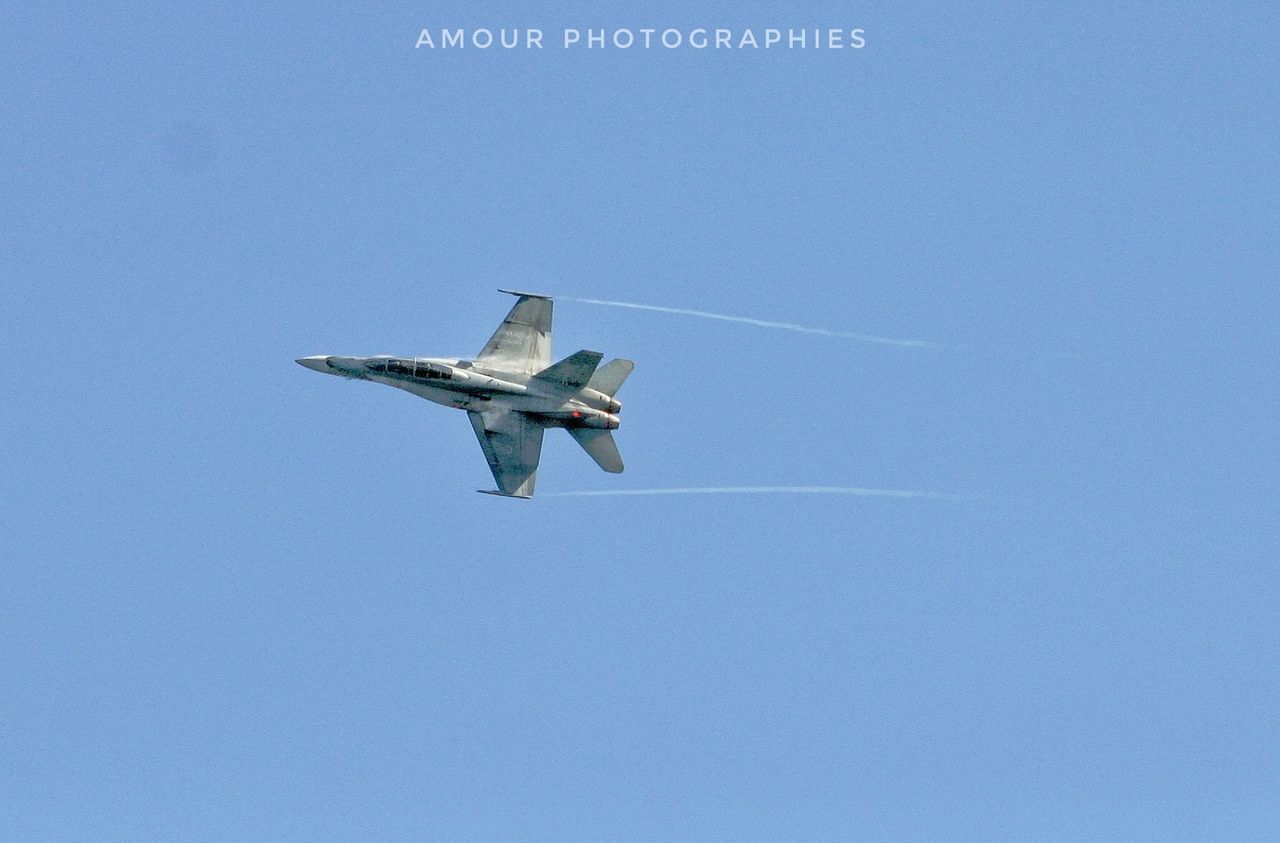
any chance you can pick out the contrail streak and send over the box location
[561,296,961,350]
[544,486,984,502]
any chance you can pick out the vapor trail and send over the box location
[561,296,960,350]
[545,486,984,502]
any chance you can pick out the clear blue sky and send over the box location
[3,2,1278,838]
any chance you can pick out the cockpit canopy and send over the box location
[365,358,453,380]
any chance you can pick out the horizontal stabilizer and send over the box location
[567,428,624,473]
[587,358,634,396]
[535,349,603,389]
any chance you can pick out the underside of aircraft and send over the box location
[297,291,634,498]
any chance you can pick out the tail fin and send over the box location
[566,428,624,473]
[534,350,603,389]
[587,358,634,396]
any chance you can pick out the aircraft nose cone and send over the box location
[296,356,330,372]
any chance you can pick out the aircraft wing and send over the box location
[468,410,544,498]
[475,291,551,375]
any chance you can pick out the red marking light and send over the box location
[571,410,582,418]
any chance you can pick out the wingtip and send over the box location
[497,288,552,300]
[477,489,534,500]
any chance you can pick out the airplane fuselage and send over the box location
[296,355,621,429]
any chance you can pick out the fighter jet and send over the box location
[296,290,633,499]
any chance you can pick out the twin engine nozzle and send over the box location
[543,409,621,429]
[584,413,621,430]
[577,387,622,415]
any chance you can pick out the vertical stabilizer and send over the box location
[586,359,634,396]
